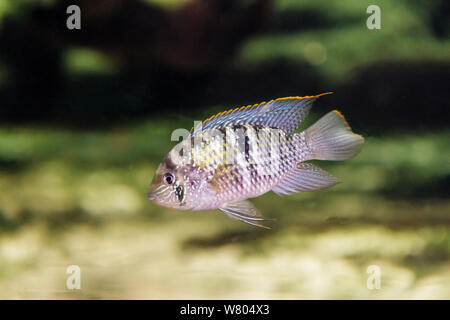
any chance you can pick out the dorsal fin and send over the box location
[191,92,332,134]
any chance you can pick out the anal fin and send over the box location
[272,163,339,196]
[219,200,272,229]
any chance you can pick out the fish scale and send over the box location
[185,124,310,206]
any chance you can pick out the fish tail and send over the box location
[302,110,364,161]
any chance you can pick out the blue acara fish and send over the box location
[148,93,364,228]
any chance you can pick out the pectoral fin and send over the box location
[272,163,340,196]
[219,200,272,229]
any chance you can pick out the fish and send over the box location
[148,93,364,228]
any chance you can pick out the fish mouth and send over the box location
[147,186,159,201]
[147,192,157,201]
[148,185,169,201]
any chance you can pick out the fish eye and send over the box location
[163,172,175,185]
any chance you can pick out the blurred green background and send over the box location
[0,0,449,299]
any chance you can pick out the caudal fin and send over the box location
[304,110,364,161]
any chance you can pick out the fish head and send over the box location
[148,139,207,210]
[147,153,188,209]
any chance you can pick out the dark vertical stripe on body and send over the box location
[244,126,250,163]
